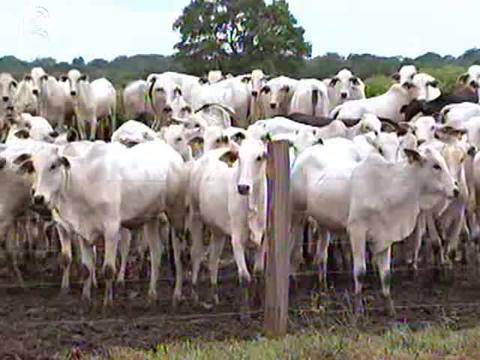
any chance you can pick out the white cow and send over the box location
[289,79,330,117]
[291,139,457,313]
[39,74,74,130]
[260,76,299,118]
[66,70,117,140]
[0,73,17,120]
[245,69,268,123]
[20,140,188,306]
[14,77,38,115]
[442,102,480,127]
[191,76,251,128]
[324,69,365,111]
[188,138,267,306]
[331,73,441,122]
[111,120,157,147]
[122,80,154,122]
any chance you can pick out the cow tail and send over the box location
[311,88,319,117]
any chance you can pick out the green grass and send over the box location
[83,324,480,359]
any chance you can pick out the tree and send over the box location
[172,0,311,75]
[72,56,85,67]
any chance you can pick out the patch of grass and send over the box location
[83,325,480,359]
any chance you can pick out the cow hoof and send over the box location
[59,287,70,298]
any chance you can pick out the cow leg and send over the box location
[77,118,87,140]
[426,214,445,268]
[409,212,425,275]
[289,213,305,292]
[208,231,226,305]
[57,224,72,294]
[110,111,117,138]
[170,226,185,307]
[444,210,465,266]
[231,228,251,312]
[349,227,367,314]
[89,118,98,141]
[6,224,24,288]
[78,237,95,303]
[315,229,330,289]
[116,228,131,287]
[103,227,120,307]
[189,212,204,304]
[373,247,394,316]
[145,219,161,302]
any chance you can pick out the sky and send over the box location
[0,0,478,62]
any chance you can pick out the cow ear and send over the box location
[49,131,59,138]
[261,85,270,94]
[315,137,324,145]
[282,85,290,93]
[458,73,469,84]
[17,160,34,175]
[231,131,246,144]
[329,78,339,87]
[174,87,182,97]
[67,128,78,142]
[219,150,238,167]
[14,129,30,139]
[13,153,32,165]
[391,73,401,82]
[404,149,424,164]
[79,74,88,82]
[261,132,272,143]
[59,157,70,169]
[60,75,68,82]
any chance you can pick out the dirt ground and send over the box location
[1,249,480,359]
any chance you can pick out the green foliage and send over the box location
[172,0,311,75]
[364,74,392,97]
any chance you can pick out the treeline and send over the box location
[1,48,480,96]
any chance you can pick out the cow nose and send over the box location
[251,90,258,97]
[270,103,277,110]
[32,89,39,96]
[453,188,460,198]
[341,92,348,99]
[164,106,172,113]
[70,91,76,96]
[2,96,9,103]
[237,184,250,195]
[33,194,45,206]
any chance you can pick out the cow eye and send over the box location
[175,137,182,143]
[433,164,441,170]
[256,155,263,162]
[182,106,191,113]
[430,125,435,130]
[429,81,439,88]
[378,147,384,156]
[194,123,200,128]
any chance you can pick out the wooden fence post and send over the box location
[264,140,290,337]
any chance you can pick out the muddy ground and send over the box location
[1,246,480,359]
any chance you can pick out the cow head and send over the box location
[405,147,459,206]
[17,148,71,207]
[219,137,268,196]
[328,69,365,105]
[403,73,441,102]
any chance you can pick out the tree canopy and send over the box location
[172,0,311,75]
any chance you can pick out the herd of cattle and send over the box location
[2,63,480,315]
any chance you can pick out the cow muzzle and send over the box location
[237,184,250,195]
[32,89,39,96]
[270,103,277,110]
[70,91,77,97]
[340,92,348,99]
[33,194,45,206]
